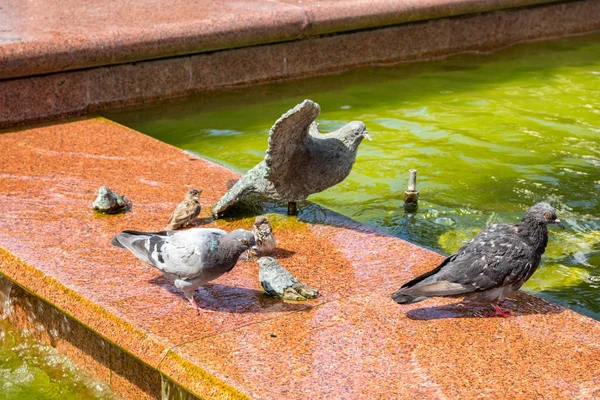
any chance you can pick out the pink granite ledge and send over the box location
[0,118,599,399]
[0,0,566,80]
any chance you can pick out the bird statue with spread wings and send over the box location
[212,99,370,217]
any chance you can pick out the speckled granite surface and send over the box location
[0,0,566,80]
[0,118,599,399]
[1,0,600,128]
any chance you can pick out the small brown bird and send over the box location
[251,216,276,254]
[165,189,202,230]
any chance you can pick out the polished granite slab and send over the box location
[0,118,598,399]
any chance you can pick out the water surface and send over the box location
[0,317,115,399]
[106,34,600,319]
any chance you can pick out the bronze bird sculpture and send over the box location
[93,186,129,214]
[212,99,370,217]
[258,257,319,301]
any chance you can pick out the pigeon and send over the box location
[392,203,564,317]
[92,186,129,214]
[258,257,319,301]
[251,216,276,254]
[212,99,370,217]
[165,189,202,230]
[111,228,258,313]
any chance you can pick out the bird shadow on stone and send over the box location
[214,195,288,220]
[217,195,394,239]
[187,217,214,227]
[405,292,564,320]
[148,277,312,313]
[271,248,296,259]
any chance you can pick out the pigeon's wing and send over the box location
[158,228,226,279]
[112,228,226,280]
[401,224,533,297]
[111,230,176,266]
[264,99,320,183]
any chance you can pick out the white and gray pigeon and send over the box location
[212,99,370,217]
[258,257,319,301]
[251,216,276,254]
[111,228,258,313]
[392,203,564,317]
[165,189,202,230]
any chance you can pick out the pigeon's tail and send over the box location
[111,230,165,247]
[110,230,170,267]
[391,256,454,304]
[391,290,427,304]
[110,235,126,248]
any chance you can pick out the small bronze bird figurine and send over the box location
[93,186,130,214]
[165,189,202,230]
[251,216,276,254]
[258,257,319,301]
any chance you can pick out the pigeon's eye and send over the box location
[241,239,248,245]
[544,213,551,219]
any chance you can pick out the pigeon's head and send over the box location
[253,215,272,231]
[186,189,203,200]
[524,203,564,228]
[227,229,260,255]
[340,121,370,150]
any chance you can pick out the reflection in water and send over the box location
[106,34,600,320]
[0,319,115,400]
[0,275,117,399]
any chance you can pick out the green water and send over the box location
[105,34,600,320]
[0,317,116,400]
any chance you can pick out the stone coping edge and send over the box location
[0,247,248,399]
[1,0,599,129]
[0,0,564,79]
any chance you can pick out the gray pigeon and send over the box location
[111,228,258,313]
[93,186,129,214]
[258,257,319,301]
[392,203,564,317]
[251,216,276,254]
[212,99,370,217]
[165,189,202,230]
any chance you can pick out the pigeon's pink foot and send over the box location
[187,297,201,315]
[186,297,215,315]
[492,304,512,318]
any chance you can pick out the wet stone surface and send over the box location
[0,118,599,399]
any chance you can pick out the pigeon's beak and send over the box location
[250,245,261,256]
[362,131,372,141]
[554,219,565,229]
